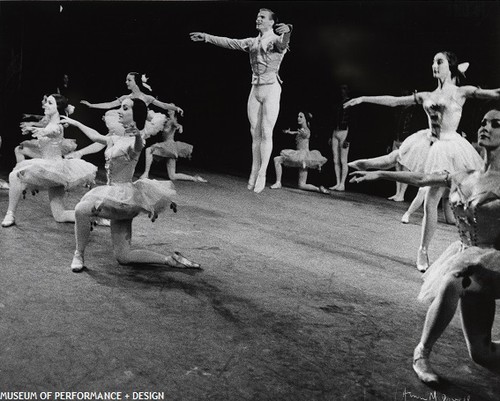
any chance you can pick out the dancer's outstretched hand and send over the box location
[190,32,206,42]
[60,116,78,126]
[349,171,381,184]
[343,97,363,108]
[80,100,91,107]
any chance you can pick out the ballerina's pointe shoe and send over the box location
[1,211,15,227]
[166,252,202,270]
[416,247,430,272]
[413,344,439,385]
[319,186,330,194]
[193,175,207,183]
[71,251,85,273]
[253,173,266,193]
[401,212,410,224]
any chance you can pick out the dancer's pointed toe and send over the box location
[413,344,440,384]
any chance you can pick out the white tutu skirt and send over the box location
[418,241,500,303]
[14,158,97,190]
[424,131,483,174]
[103,109,167,139]
[398,129,483,173]
[397,129,433,172]
[150,140,193,159]
[79,178,177,220]
[280,149,327,170]
[19,138,77,157]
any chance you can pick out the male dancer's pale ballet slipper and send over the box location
[388,194,405,202]
[71,250,85,273]
[328,185,338,191]
[413,343,439,384]
[139,173,149,180]
[332,184,345,192]
[416,246,430,272]
[401,212,410,224]
[166,251,201,269]
[247,173,257,190]
[254,173,266,193]
[1,211,15,227]
[270,182,282,189]
[319,186,330,194]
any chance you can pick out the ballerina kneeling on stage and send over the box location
[61,98,201,273]
[140,109,207,182]
[270,111,329,194]
[1,94,97,228]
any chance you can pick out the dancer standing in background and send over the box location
[270,111,328,193]
[329,84,351,192]
[190,8,292,193]
[388,90,417,202]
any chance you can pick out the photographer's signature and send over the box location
[402,388,470,401]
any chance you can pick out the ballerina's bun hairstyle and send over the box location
[128,72,152,93]
[131,98,148,130]
[300,110,313,127]
[439,51,467,84]
[49,93,69,115]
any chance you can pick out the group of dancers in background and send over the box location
[1,6,499,388]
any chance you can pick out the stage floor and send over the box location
[0,168,498,400]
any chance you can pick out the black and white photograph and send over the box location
[1,1,500,400]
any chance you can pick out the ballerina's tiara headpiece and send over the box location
[141,74,153,91]
[457,62,470,77]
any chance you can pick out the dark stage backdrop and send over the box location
[1,1,499,196]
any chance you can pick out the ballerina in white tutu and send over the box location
[345,51,500,272]
[62,98,200,273]
[1,94,97,227]
[16,95,78,163]
[270,111,328,194]
[80,71,182,139]
[350,106,500,385]
[140,109,207,182]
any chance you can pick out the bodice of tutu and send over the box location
[422,91,462,134]
[295,128,310,151]
[38,136,64,159]
[104,134,140,184]
[450,178,500,249]
[160,120,179,142]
